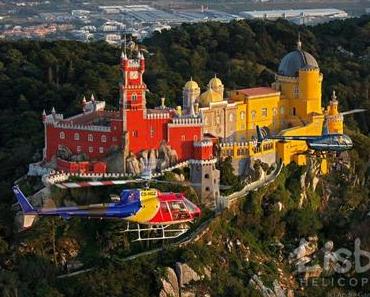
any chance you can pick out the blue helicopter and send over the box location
[256,109,365,152]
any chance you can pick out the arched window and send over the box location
[99,147,104,153]
[240,111,246,120]
[150,127,155,138]
[273,108,277,116]
[261,108,267,117]
[280,106,285,115]
[88,147,93,153]
[88,134,93,142]
[251,110,256,120]
[59,131,65,140]
[292,107,296,116]
[101,135,107,143]
[204,174,210,179]
[204,116,208,125]
[74,133,79,141]
[131,93,137,101]
[229,113,234,122]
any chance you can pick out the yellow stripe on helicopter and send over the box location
[127,189,160,223]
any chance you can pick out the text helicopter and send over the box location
[12,167,201,241]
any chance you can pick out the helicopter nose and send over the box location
[192,207,201,219]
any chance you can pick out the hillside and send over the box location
[0,17,369,297]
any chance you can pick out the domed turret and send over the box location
[184,78,200,90]
[208,74,224,99]
[199,86,222,107]
[278,35,319,77]
[183,77,201,114]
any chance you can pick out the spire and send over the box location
[91,94,95,101]
[331,90,337,102]
[137,51,141,59]
[42,109,46,116]
[121,51,126,60]
[297,32,302,50]
[123,34,127,57]
[51,107,56,114]
[82,96,86,104]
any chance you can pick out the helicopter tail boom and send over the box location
[12,185,37,228]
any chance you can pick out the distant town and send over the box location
[0,1,362,45]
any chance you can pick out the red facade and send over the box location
[43,53,211,172]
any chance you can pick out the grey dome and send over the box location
[278,49,319,77]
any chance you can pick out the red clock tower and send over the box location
[120,51,146,127]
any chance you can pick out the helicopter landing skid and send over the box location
[122,222,189,241]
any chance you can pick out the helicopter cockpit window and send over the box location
[168,201,190,220]
[343,135,352,145]
[183,198,198,212]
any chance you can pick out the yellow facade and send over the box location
[184,40,344,173]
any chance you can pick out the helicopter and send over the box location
[12,183,201,241]
[256,109,365,153]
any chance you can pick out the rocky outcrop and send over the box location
[159,263,204,297]
[175,262,200,287]
[249,275,290,297]
[289,237,318,264]
[126,152,143,175]
[299,157,322,207]
[159,267,179,297]
[126,142,179,175]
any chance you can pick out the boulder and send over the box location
[159,267,179,297]
[126,152,142,175]
[175,262,200,287]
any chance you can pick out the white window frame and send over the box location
[74,133,80,141]
[261,108,268,117]
[88,147,93,153]
[59,131,65,140]
[88,134,93,142]
[101,135,107,143]
[99,147,104,153]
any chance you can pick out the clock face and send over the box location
[129,71,139,79]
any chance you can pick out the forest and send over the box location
[0,16,369,296]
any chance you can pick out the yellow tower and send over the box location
[276,36,323,123]
[327,90,344,134]
[298,67,322,116]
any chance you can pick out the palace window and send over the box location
[240,111,246,120]
[293,86,299,97]
[204,116,209,125]
[262,108,268,117]
[77,146,81,153]
[99,147,104,153]
[59,131,65,140]
[88,147,93,153]
[251,110,256,120]
[132,93,137,101]
[150,127,155,138]
[292,107,296,116]
[193,135,198,141]
[101,135,107,143]
[280,106,285,115]
[181,135,186,141]
[132,130,138,137]
[74,133,80,141]
[273,108,277,116]
[88,134,93,142]
[229,113,234,122]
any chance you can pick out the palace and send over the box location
[38,37,343,205]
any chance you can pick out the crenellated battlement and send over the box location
[145,113,171,120]
[193,139,213,147]
[54,122,111,132]
[170,117,202,126]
